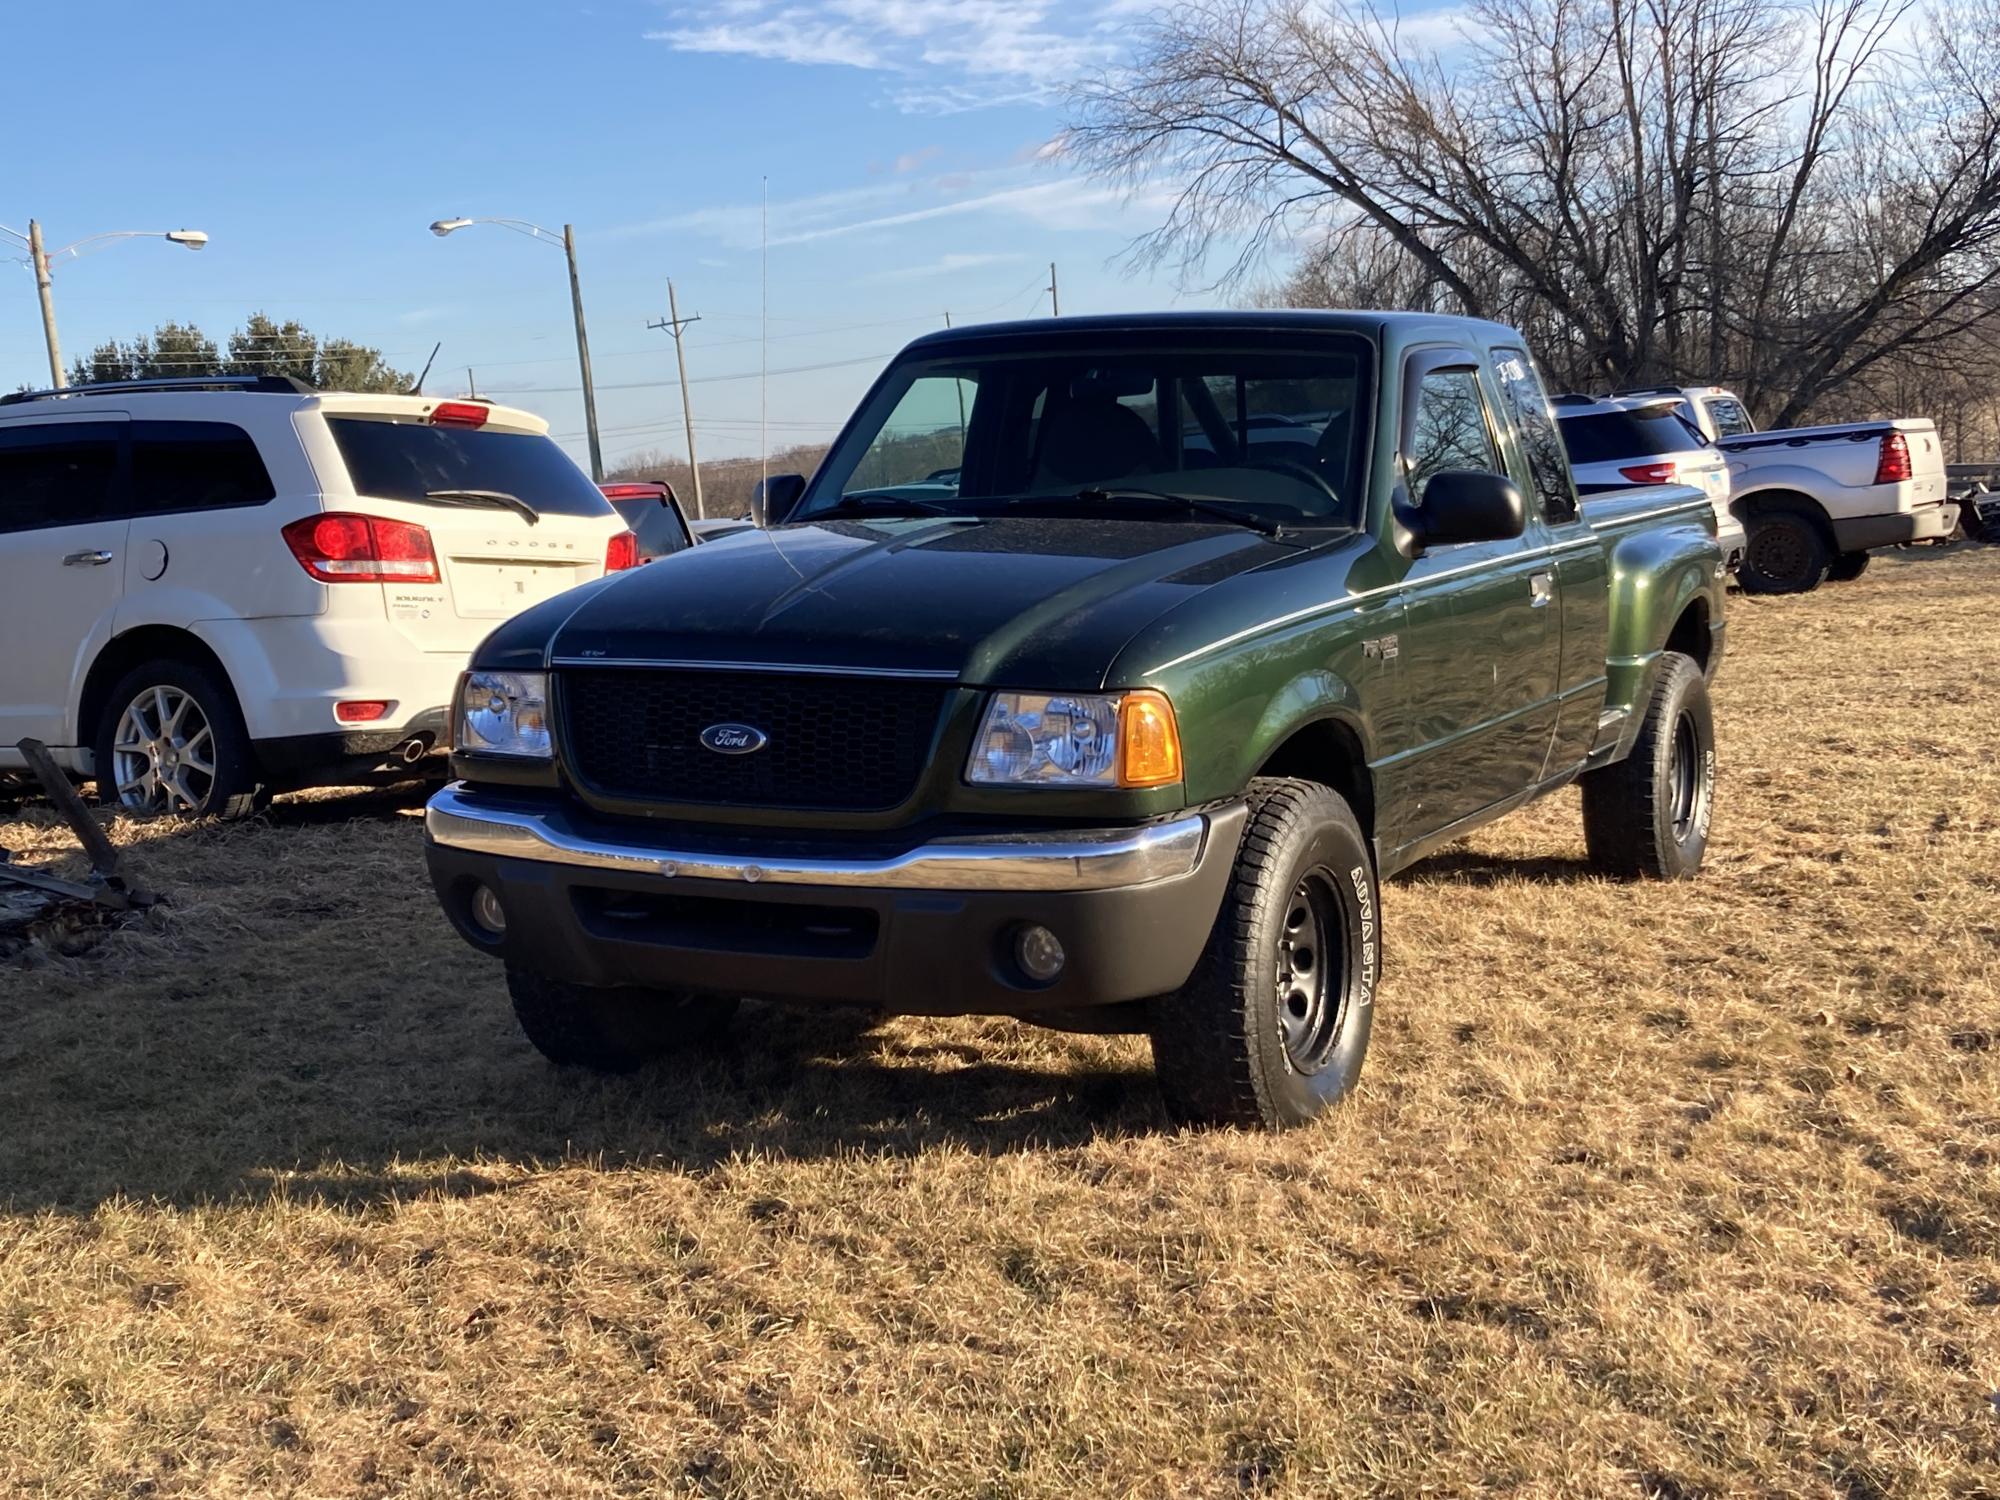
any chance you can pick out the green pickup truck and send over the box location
[424,312,1724,1129]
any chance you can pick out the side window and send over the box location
[0,422,122,533]
[845,374,976,495]
[1405,368,1499,501]
[636,502,690,556]
[129,421,276,516]
[1490,349,1579,521]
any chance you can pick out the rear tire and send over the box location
[1827,551,1871,582]
[1149,778,1379,1130]
[1580,652,1715,880]
[93,658,261,820]
[505,966,738,1073]
[1738,504,1831,594]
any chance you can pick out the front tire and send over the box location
[94,658,261,819]
[1739,505,1831,594]
[1149,779,1379,1130]
[1580,651,1715,880]
[505,966,738,1073]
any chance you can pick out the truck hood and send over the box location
[527,515,1301,686]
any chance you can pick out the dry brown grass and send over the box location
[2,546,1997,1499]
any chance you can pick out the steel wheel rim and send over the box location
[112,685,216,815]
[1276,867,1349,1073]
[1751,522,1806,581]
[1669,712,1702,842]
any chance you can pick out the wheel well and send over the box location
[1735,487,1833,540]
[1666,597,1711,672]
[77,627,236,753]
[1253,718,1376,842]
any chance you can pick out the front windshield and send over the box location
[795,337,1372,528]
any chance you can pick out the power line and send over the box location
[482,350,892,399]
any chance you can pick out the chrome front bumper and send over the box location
[423,783,1213,893]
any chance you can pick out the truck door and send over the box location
[1387,351,1562,845]
[1489,347,1608,776]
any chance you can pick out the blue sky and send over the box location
[1,0,1246,469]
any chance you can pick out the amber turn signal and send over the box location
[1117,690,1183,787]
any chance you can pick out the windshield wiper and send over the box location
[423,488,540,526]
[811,492,956,519]
[1014,487,1287,538]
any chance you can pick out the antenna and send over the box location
[761,175,769,501]
[409,340,441,395]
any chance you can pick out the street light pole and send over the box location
[430,216,604,481]
[28,220,62,387]
[3,221,209,390]
[562,224,604,483]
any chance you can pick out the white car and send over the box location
[1616,384,1956,591]
[0,376,634,817]
[1553,394,1744,567]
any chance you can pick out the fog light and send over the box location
[470,883,507,936]
[1013,924,1065,983]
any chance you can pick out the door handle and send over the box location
[1529,571,1553,607]
[63,549,115,567]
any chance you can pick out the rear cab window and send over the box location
[325,419,613,518]
[1703,397,1754,438]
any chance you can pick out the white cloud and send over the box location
[861,250,1027,281]
[648,0,1124,110]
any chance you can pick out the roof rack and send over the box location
[1550,392,1601,406]
[1611,385,1687,398]
[0,374,316,406]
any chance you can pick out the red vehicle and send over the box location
[597,480,694,561]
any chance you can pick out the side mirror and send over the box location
[750,473,806,528]
[1394,470,1526,557]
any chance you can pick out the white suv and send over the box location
[0,376,634,817]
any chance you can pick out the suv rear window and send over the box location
[1557,408,1708,466]
[327,419,613,518]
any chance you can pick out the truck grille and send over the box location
[560,668,951,811]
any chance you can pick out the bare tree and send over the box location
[1065,0,2000,426]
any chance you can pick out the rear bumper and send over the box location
[1832,503,1959,552]
[256,708,449,787]
[423,785,1246,1014]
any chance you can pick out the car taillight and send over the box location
[429,401,489,428]
[604,531,641,571]
[1619,462,1677,485]
[282,514,440,584]
[1873,431,1912,484]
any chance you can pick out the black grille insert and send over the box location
[561,668,951,811]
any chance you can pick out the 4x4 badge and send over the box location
[700,723,769,755]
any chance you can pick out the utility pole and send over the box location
[1047,261,1060,318]
[648,281,705,518]
[29,221,63,387]
[562,224,604,482]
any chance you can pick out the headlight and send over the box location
[966,690,1182,788]
[455,671,552,759]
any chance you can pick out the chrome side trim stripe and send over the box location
[425,785,1211,892]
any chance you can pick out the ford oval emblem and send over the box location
[699,722,768,755]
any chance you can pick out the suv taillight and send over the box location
[605,531,641,571]
[1619,462,1677,484]
[1873,431,1912,484]
[282,514,440,583]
